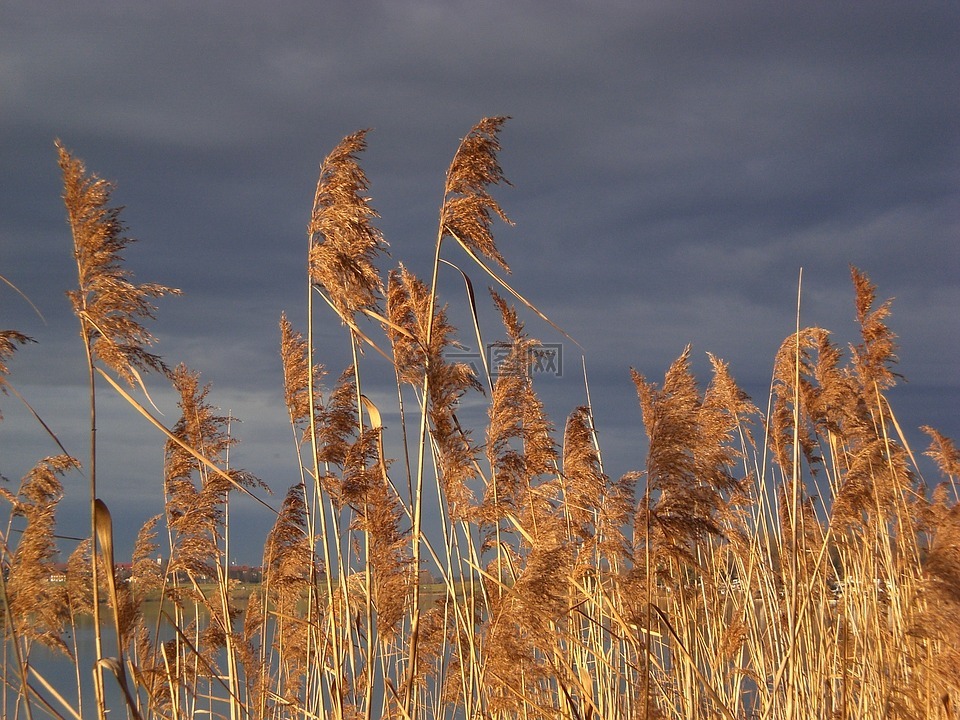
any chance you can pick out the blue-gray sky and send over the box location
[2,2,958,563]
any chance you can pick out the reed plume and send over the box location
[161,362,262,717]
[0,330,33,420]
[2,455,78,655]
[440,117,513,272]
[315,366,360,475]
[280,312,323,438]
[130,515,163,594]
[850,265,900,394]
[387,266,483,516]
[385,266,432,386]
[57,141,179,385]
[561,406,607,544]
[64,540,93,619]
[826,276,915,529]
[483,292,557,525]
[924,426,960,486]
[164,364,238,578]
[768,328,827,477]
[262,482,316,706]
[632,347,739,558]
[308,129,387,326]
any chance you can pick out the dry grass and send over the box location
[0,124,957,719]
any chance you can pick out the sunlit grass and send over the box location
[1,122,957,719]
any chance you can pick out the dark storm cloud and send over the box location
[2,1,957,560]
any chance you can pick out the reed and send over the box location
[0,126,956,719]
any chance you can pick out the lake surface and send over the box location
[5,605,237,719]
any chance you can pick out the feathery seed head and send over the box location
[850,265,899,392]
[0,331,34,419]
[279,312,324,434]
[56,141,180,385]
[57,141,180,385]
[308,130,387,324]
[441,117,513,272]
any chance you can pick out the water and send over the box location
[6,617,124,719]
[5,605,230,719]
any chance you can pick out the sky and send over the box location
[1,1,958,564]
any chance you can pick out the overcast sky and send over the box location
[2,2,958,563]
